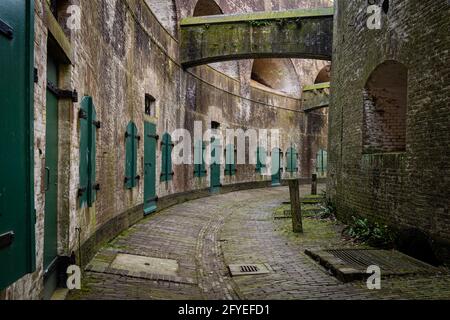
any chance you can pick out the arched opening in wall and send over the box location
[145,0,178,37]
[251,59,301,97]
[193,0,223,16]
[363,60,408,154]
[315,65,331,84]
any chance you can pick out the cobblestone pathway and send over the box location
[68,187,450,300]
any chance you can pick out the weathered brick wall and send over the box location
[328,0,450,262]
[2,0,329,299]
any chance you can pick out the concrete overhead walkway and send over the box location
[68,187,450,300]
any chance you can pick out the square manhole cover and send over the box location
[229,264,271,276]
[111,254,179,277]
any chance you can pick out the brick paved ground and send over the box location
[68,186,450,300]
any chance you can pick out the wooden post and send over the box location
[288,179,303,233]
[311,173,318,195]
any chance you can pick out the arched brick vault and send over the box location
[251,59,301,97]
[315,64,331,84]
[193,0,223,16]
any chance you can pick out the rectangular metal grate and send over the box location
[305,249,444,283]
[240,265,259,273]
[326,249,438,274]
[229,264,271,276]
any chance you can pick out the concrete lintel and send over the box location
[180,7,334,26]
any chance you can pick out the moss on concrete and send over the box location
[180,7,334,26]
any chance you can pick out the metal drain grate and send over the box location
[229,264,271,276]
[326,249,435,274]
[305,249,443,283]
[240,265,259,273]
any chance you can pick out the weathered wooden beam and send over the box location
[288,179,303,233]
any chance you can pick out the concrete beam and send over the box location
[180,8,333,68]
[302,82,330,112]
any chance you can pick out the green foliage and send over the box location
[318,191,336,219]
[248,20,272,27]
[344,216,395,249]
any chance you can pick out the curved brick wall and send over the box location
[2,0,330,299]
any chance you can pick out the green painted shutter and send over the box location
[125,122,138,189]
[256,147,266,174]
[225,144,235,176]
[161,133,173,182]
[79,97,98,207]
[89,103,97,204]
[317,149,328,175]
[293,149,299,171]
[194,140,207,178]
[79,98,89,206]
[286,148,293,172]
[194,140,200,177]
[200,142,207,177]
[144,122,157,214]
[286,148,298,173]
[0,0,36,290]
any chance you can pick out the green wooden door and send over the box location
[316,149,328,177]
[144,122,157,215]
[44,54,59,272]
[0,0,35,290]
[271,148,281,186]
[210,137,221,192]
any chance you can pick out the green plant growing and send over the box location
[318,191,336,219]
[249,20,272,27]
[344,216,395,249]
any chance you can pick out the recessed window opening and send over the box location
[145,94,156,117]
[363,60,408,154]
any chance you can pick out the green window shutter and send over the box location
[194,140,201,178]
[125,122,138,189]
[286,148,293,172]
[79,96,98,207]
[225,144,235,176]
[286,148,298,173]
[88,100,98,205]
[294,150,299,171]
[161,133,173,182]
[317,149,328,175]
[0,0,36,289]
[194,140,207,178]
[79,98,90,207]
[256,147,267,174]
[200,142,207,177]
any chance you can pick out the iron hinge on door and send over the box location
[0,231,15,250]
[0,18,13,40]
[47,81,78,102]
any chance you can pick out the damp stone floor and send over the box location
[67,186,450,300]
